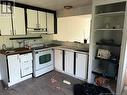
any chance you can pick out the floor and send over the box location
[124,69,127,86]
[122,86,127,95]
[0,71,82,95]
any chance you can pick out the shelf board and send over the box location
[95,57,119,64]
[95,11,125,16]
[95,29,123,31]
[92,67,116,79]
[10,36,42,40]
[92,71,116,79]
[96,42,121,47]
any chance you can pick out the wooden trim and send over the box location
[46,13,48,32]
[0,1,57,34]
[54,12,57,34]
[11,13,14,35]
[6,57,10,82]
[74,52,76,75]
[0,1,56,13]
[10,37,42,40]
[62,50,65,71]
[24,8,27,35]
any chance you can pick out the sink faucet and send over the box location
[22,40,25,47]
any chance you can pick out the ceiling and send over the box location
[15,0,92,11]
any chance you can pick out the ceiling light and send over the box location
[64,6,73,9]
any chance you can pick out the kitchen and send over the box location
[0,0,127,95]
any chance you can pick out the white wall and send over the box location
[53,14,92,43]
[57,5,92,17]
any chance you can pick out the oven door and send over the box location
[34,49,53,71]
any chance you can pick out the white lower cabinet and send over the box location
[75,53,88,80]
[64,51,74,75]
[54,49,88,80]
[7,54,21,85]
[54,49,63,72]
[20,53,33,77]
[0,53,33,87]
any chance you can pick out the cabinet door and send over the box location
[54,49,63,72]
[76,53,88,80]
[13,7,26,35]
[7,54,21,84]
[27,9,38,28]
[47,13,54,34]
[20,53,33,77]
[38,11,46,29]
[0,5,12,35]
[65,51,74,75]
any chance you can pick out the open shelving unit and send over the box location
[88,1,126,93]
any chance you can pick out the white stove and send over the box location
[32,44,54,77]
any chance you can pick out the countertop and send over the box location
[0,48,32,55]
[0,44,89,55]
[54,46,89,55]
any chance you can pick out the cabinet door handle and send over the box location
[38,24,40,27]
[24,61,29,63]
[17,55,21,63]
[36,24,39,28]
[24,67,30,70]
[76,54,78,58]
[10,30,13,35]
[14,30,16,35]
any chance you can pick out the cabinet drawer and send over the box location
[20,53,33,61]
[21,61,32,69]
[21,66,32,77]
[21,60,33,77]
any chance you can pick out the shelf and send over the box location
[95,29,123,31]
[96,42,121,47]
[92,71,116,80]
[10,36,42,40]
[95,57,119,64]
[95,11,125,16]
[92,68,116,79]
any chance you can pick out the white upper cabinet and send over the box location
[27,9,38,29]
[0,5,26,35]
[27,9,48,32]
[0,4,12,35]
[13,7,26,35]
[47,13,54,34]
[38,11,46,29]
